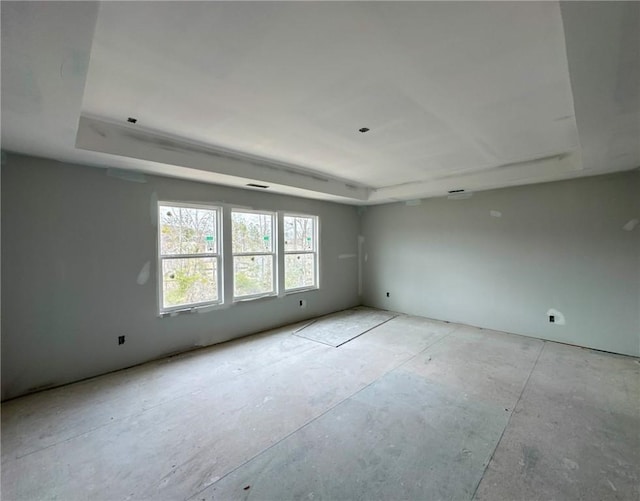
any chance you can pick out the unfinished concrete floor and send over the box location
[2,313,639,500]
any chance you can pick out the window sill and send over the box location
[284,286,319,296]
[232,293,278,304]
[159,302,225,317]
[159,288,317,317]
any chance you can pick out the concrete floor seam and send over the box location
[8,330,315,463]
[188,323,475,500]
[4,315,637,500]
[470,339,547,500]
[10,386,210,463]
[334,315,400,347]
[1,321,466,473]
[187,320,459,500]
[186,355,415,500]
[292,333,337,348]
[292,315,400,348]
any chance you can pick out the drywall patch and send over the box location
[622,219,639,231]
[137,261,151,285]
[60,50,89,83]
[490,210,502,218]
[546,308,566,325]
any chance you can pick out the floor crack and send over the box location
[470,340,546,500]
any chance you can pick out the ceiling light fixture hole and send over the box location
[127,117,138,124]
[358,127,370,133]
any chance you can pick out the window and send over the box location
[157,204,319,313]
[232,210,276,299]
[158,203,221,311]
[284,214,318,291]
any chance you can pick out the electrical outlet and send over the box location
[118,335,125,345]
[386,292,390,297]
[549,315,555,323]
[299,299,307,309]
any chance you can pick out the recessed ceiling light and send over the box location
[358,127,370,133]
[127,117,138,124]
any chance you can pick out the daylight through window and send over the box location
[284,214,318,291]
[159,203,221,311]
[232,210,276,299]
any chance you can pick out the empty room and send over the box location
[1,1,639,500]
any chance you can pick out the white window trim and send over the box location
[231,208,278,301]
[156,204,321,315]
[157,201,223,313]
[283,212,320,293]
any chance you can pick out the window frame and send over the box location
[231,208,278,301]
[283,212,319,293]
[157,201,223,313]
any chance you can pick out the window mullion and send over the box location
[222,206,234,304]
[277,211,285,295]
[233,251,275,257]
[161,253,218,259]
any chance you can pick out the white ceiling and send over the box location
[2,1,638,204]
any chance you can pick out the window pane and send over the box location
[162,257,218,308]
[232,211,273,253]
[285,253,316,290]
[160,205,217,255]
[234,255,274,297]
[284,216,314,251]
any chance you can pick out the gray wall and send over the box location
[3,153,638,400]
[1,153,360,400]
[362,171,640,357]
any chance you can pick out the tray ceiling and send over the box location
[2,1,638,204]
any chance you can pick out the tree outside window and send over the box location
[284,214,318,291]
